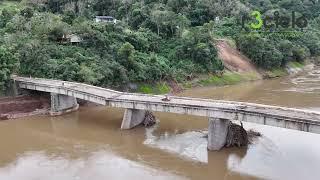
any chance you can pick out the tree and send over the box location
[0,46,18,89]
[151,9,167,36]
[129,3,147,29]
[62,10,76,24]
[119,0,133,24]
[0,8,15,28]
[20,7,34,19]
[78,63,101,84]
[292,46,309,62]
[118,42,136,69]
[300,32,320,56]
[237,34,283,69]
[278,40,294,66]
[92,0,120,16]
[47,0,64,13]
[176,14,190,36]
[48,25,66,41]
[118,42,135,59]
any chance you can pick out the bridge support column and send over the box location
[208,118,230,151]
[50,93,79,116]
[121,109,146,129]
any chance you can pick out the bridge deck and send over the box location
[13,77,320,133]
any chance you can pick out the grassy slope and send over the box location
[137,83,171,94]
[182,71,261,89]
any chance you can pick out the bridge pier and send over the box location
[50,93,79,116]
[121,109,146,129]
[208,118,230,151]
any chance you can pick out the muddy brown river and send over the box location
[0,67,320,180]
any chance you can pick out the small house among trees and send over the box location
[66,34,82,43]
[95,16,118,24]
[58,34,82,44]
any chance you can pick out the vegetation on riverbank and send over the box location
[182,61,306,90]
[288,62,305,69]
[0,0,319,92]
[198,71,260,86]
[138,83,170,94]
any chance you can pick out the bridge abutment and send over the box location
[121,109,146,129]
[4,79,20,97]
[50,93,79,116]
[208,118,230,151]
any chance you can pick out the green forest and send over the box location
[0,0,320,90]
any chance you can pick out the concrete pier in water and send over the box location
[208,118,230,150]
[121,109,146,129]
[50,93,79,116]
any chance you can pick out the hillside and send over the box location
[0,0,319,90]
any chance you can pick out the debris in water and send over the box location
[226,121,248,147]
[225,122,262,147]
[143,111,156,127]
[196,122,262,148]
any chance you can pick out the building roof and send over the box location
[96,16,114,19]
[65,34,82,43]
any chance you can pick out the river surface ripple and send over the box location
[0,67,320,180]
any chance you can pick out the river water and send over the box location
[0,67,320,180]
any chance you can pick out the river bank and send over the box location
[135,61,309,95]
[0,60,313,120]
[0,95,50,120]
[0,65,320,180]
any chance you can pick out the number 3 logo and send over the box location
[251,11,263,29]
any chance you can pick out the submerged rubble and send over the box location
[143,111,156,127]
[202,121,262,148]
[226,122,248,147]
[226,121,262,147]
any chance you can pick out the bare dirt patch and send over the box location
[0,95,50,120]
[216,40,260,76]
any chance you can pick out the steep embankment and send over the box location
[182,40,263,88]
[216,40,308,78]
[216,40,260,75]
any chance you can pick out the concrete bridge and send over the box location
[12,76,320,150]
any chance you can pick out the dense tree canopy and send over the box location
[0,0,319,89]
[0,46,18,89]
